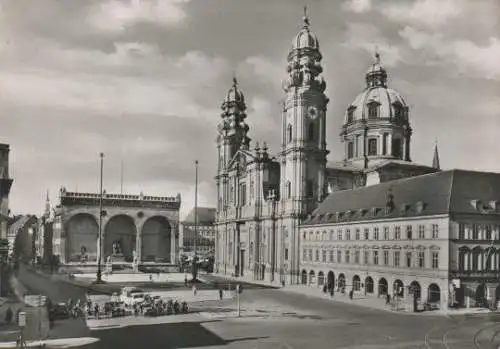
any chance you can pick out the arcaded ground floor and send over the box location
[299,265,500,310]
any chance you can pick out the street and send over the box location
[11,269,500,348]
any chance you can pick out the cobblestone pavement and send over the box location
[11,267,500,349]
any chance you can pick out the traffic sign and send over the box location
[18,311,26,327]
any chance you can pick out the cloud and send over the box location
[399,26,500,80]
[88,0,191,32]
[341,23,403,67]
[382,0,465,28]
[342,0,372,13]
[237,55,283,89]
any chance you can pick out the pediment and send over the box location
[227,150,257,172]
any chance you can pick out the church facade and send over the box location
[214,13,439,285]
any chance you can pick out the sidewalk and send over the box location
[206,272,494,317]
[0,337,99,348]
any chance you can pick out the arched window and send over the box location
[368,103,378,119]
[347,106,356,123]
[286,181,292,199]
[368,138,378,156]
[347,142,354,159]
[308,123,315,141]
[394,103,402,120]
[287,124,293,144]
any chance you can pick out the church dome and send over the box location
[291,11,319,50]
[343,53,408,124]
[225,77,245,104]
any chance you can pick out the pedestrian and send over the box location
[184,275,188,287]
[349,289,353,300]
[219,288,223,300]
[149,274,153,282]
[94,304,99,319]
[192,285,197,296]
[330,287,334,298]
[5,307,12,323]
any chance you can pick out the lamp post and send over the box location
[96,152,104,283]
[192,160,198,282]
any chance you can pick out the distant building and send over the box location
[181,207,216,255]
[300,170,500,310]
[34,192,54,264]
[0,144,13,240]
[7,215,38,262]
[53,187,181,265]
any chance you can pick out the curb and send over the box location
[28,268,114,295]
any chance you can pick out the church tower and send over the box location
[278,8,329,284]
[215,78,250,213]
[280,8,329,214]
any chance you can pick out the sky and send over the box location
[1,0,499,218]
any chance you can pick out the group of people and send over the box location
[133,296,188,317]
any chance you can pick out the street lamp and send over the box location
[96,152,104,283]
[191,160,199,282]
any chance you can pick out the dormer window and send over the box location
[393,102,403,120]
[368,102,379,119]
[347,106,356,123]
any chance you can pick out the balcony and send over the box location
[449,269,500,280]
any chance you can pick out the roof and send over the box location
[7,215,37,236]
[303,169,500,226]
[183,207,216,225]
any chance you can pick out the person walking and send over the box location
[219,288,223,300]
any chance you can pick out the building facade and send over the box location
[34,192,54,265]
[7,215,38,262]
[214,12,438,285]
[53,187,181,265]
[0,144,13,240]
[180,207,216,255]
[300,170,500,310]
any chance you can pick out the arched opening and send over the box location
[428,283,441,304]
[485,247,496,270]
[318,271,325,286]
[327,271,335,290]
[66,213,99,263]
[365,276,374,294]
[308,270,315,285]
[301,270,307,285]
[104,215,137,262]
[409,281,421,300]
[472,246,482,271]
[353,275,361,291]
[141,216,171,262]
[393,279,404,297]
[495,285,500,303]
[338,273,346,290]
[378,277,388,296]
[475,283,487,308]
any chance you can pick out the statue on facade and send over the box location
[112,240,122,255]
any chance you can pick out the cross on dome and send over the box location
[303,5,310,26]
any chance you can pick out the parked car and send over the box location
[50,302,70,320]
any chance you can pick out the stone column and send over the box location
[170,223,177,264]
[136,227,142,263]
[387,133,393,156]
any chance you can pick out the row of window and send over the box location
[346,102,406,123]
[303,224,440,241]
[303,248,439,269]
[346,136,403,159]
[286,123,316,144]
[458,224,500,240]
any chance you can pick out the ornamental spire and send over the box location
[303,5,310,27]
[432,138,441,170]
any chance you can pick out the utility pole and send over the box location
[96,152,104,283]
[192,160,199,282]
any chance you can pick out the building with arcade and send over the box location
[53,187,181,267]
[300,170,500,310]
